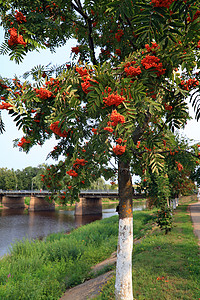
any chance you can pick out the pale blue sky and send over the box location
[0,27,77,170]
[0,27,200,171]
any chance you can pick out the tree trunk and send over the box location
[115,159,134,300]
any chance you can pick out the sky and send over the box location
[0,27,77,170]
[0,28,200,171]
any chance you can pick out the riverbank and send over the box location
[0,195,199,299]
[0,207,153,299]
[55,198,146,211]
[55,199,119,211]
[0,202,121,258]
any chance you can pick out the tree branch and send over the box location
[74,0,82,11]
[71,1,88,20]
[132,112,151,144]
[87,18,97,65]
[119,15,137,51]
[71,1,97,65]
[132,148,200,159]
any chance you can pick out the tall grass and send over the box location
[0,210,154,299]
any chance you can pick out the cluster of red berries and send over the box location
[50,121,69,137]
[103,90,125,106]
[8,27,26,47]
[113,145,126,155]
[0,101,12,110]
[181,78,199,91]
[17,137,31,147]
[36,88,53,99]
[150,0,175,9]
[141,55,166,76]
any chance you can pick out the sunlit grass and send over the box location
[95,195,200,300]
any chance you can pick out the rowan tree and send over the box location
[165,134,198,196]
[138,132,199,233]
[0,1,200,299]
[191,160,200,187]
[139,132,199,200]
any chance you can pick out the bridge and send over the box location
[0,189,119,198]
[0,190,144,215]
[0,190,119,215]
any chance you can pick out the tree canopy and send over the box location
[0,0,200,299]
[1,1,200,203]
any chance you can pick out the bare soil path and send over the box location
[60,271,114,300]
[59,253,117,300]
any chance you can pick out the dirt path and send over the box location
[60,271,114,300]
[59,253,117,300]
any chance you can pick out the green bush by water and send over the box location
[24,196,30,206]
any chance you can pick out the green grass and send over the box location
[94,195,200,300]
[24,196,30,206]
[102,198,118,203]
[1,195,198,299]
[55,204,75,211]
[0,210,154,300]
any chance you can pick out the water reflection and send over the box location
[0,202,145,257]
[75,215,102,227]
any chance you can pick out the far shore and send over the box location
[0,197,146,210]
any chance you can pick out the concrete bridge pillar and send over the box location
[75,197,102,216]
[2,195,25,209]
[29,196,55,211]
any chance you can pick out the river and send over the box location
[0,202,146,257]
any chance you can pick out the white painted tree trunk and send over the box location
[115,216,133,300]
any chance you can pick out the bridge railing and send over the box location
[0,189,145,198]
[80,189,118,195]
[0,189,119,196]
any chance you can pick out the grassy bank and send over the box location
[0,195,198,299]
[95,195,200,300]
[0,208,153,299]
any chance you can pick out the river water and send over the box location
[0,203,145,257]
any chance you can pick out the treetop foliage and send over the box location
[0,0,200,203]
[0,0,199,65]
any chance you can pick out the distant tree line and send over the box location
[0,165,47,190]
[0,165,115,191]
[88,177,117,190]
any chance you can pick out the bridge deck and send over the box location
[0,190,144,199]
[0,189,118,197]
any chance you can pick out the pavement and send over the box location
[190,200,200,246]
